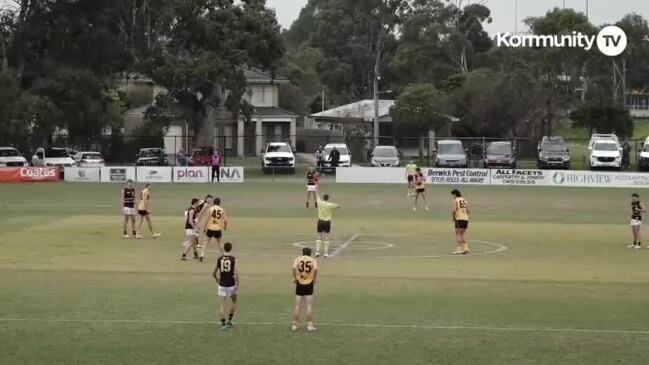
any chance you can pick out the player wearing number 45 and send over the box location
[292,247,318,332]
[213,242,239,331]
[200,197,228,261]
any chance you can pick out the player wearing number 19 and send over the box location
[201,197,228,261]
[213,242,239,331]
[292,247,318,332]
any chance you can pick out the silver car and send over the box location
[371,146,400,167]
[435,140,467,168]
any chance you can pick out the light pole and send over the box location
[373,63,380,146]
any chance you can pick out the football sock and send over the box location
[463,242,470,252]
[228,313,234,321]
[221,319,226,325]
[324,241,330,253]
[316,240,322,252]
[132,230,136,236]
[123,230,127,235]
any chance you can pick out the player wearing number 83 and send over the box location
[292,247,318,332]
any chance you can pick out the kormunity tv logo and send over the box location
[496,25,627,57]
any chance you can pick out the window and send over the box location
[224,125,233,149]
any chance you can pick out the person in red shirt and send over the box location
[305,166,320,208]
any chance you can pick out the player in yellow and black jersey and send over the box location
[135,183,161,239]
[292,247,318,332]
[452,189,470,255]
[200,197,227,261]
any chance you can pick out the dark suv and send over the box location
[537,136,570,169]
[136,148,168,166]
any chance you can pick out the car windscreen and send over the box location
[266,145,292,153]
[374,148,397,157]
[140,150,162,157]
[644,144,649,152]
[0,149,20,157]
[45,148,70,158]
[542,143,567,152]
[438,143,464,155]
[82,153,102,160]
[324,147,349,155]
[594,143,618,151]
[487,144,512,155]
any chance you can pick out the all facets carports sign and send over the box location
[490,169,550,186]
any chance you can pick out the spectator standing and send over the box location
[329,147,341,169]
[178,148,187,166]
[315,146,326,172]
[622,140,631,170]
[212,149,221,183]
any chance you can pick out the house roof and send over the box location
[253,106,297,117]
[243,67,289,84]
[309,100,395,121]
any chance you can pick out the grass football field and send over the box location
[1,179,649,364]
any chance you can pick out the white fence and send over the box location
[336,167,649,188]
[67,166,244,183]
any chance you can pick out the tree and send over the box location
[391,0,492,86]
[443,67,543,138]
[524,8,598,135]
[616,14,649,90]
[391,83,446,157]
[145,0,285,146]
[570,100,634,138]
[285,0,407,104]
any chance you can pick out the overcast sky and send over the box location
[267,0,649,34]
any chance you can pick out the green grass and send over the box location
[1,182,649,364]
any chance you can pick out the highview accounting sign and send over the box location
[496,26,627,57]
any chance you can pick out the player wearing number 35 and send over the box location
[292,247,318,332]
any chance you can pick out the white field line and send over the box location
[0,317,648,335]
[329,233,360,257]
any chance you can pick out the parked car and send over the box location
[370,146,400,167]
[638,137,649,171]
[435,140,468,168]
[590,139,622,170]
[136,148,168,166]
[189,146,214,166]
[0,147,29,167]
[32,147,77,167]
[588,134,618,151]
[484,141,516,169]
[64,148,79,158]
[537,136,570,169]
[261,142,295,173]
[73,151,105,167]
[323,143,352,168]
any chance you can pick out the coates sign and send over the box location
[551,171,649,188]
[496,26,627,57]
[217,167,244,183]
[0,167,59,182]
[490,169,550,186]
[174,166,209,183]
